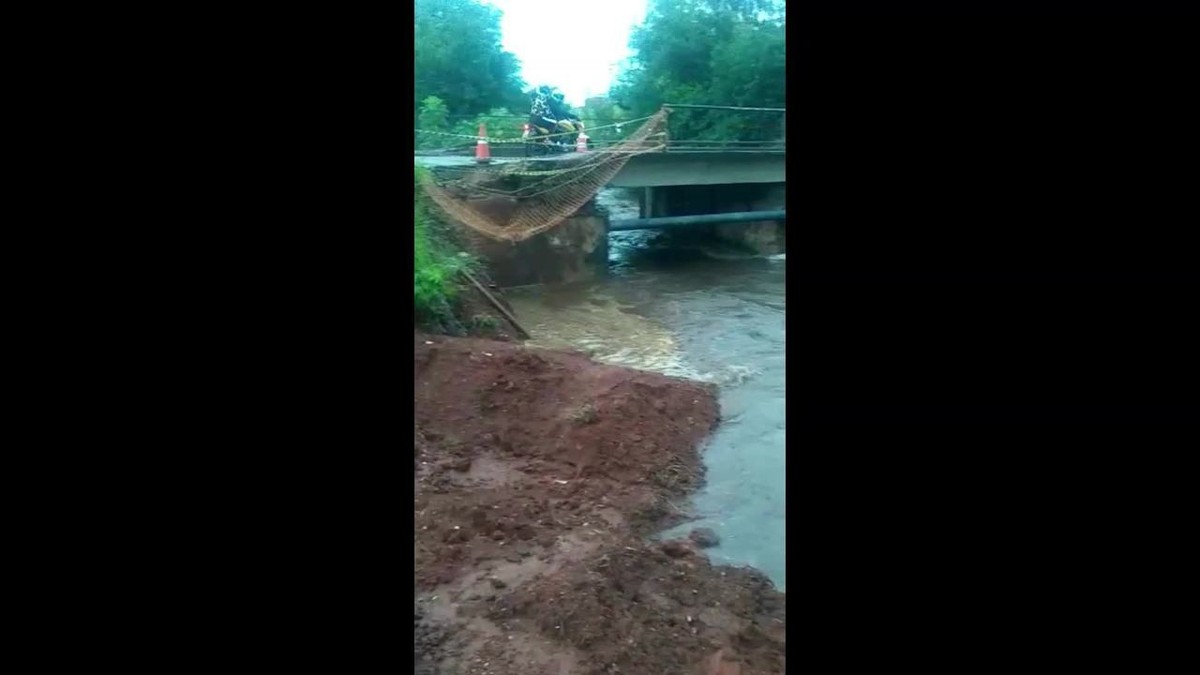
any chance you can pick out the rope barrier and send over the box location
[414,105,784,243]
[433,142,668,200]
[417,110,669,242]
[414,114,655,146]
[663,103,786,113]
[415,132,665,171]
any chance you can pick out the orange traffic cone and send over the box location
[475,123,491,163]
[575,129,589,153]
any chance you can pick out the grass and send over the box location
[414,167,476,332]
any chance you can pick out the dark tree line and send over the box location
[413,0,786,148]
[414,0,527,116]
[610,0,786,142]
[414,0,529,147]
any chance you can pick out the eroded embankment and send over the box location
[414,333,785,675]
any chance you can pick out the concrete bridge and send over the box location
[612,151,783,188]
[413,147,784,185]
[417,152,784,237]
[416,103,785,218]
[416,150,784,219]
[415,104,786,285]
[535,149,784,189]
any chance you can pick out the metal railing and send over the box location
[662,104,786,113]
[414,104,786,157]
[659,103,786,153]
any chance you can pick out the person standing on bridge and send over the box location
[528,86,578,147]
[548,90,579,126]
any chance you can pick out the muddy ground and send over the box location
[415,334,786,675]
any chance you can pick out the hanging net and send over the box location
[417,110,668,242]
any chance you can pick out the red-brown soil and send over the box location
[415,333,786,675]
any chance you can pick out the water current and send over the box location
[504,188,786,591]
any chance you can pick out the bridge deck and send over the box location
[415,150,784,188]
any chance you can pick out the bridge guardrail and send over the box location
[415,104,786,156]
[660,103,785,153]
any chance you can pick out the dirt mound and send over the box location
[414,333,785,674]
[490,536,785,674]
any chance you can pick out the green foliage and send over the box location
[418,96,449,132]
[610,0,786,141]
[414,0,527,151]
[452,107,525,142]
[578,98,632,142]
[417,96,451,150]
[414,167,475,334]
[414,0,527,118]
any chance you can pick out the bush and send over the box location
[417,96,451,151]
[452,107,524,142]
[414,167,475,334]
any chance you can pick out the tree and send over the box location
[451,107,525,142]
[610,0,785,141]
[414,0,527,118]
[418,96,449,131]
[417,96,451,150]
[578,97,632,143]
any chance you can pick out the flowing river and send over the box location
[504,188,787,591]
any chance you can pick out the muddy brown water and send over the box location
[505,188,786,591]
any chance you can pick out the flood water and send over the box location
[505,188,786,591]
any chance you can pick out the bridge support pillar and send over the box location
[647,183,786,255]
[712,183,786,255]
[641,187,653,218]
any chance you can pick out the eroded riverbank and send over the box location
[503,234,788,590]
[414,333,786,675]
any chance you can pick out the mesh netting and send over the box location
[417,111,668,242]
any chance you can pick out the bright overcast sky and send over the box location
[482,0,649,107]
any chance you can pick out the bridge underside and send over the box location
[415,150,785,189]
[608,151,784,188]
[609,210,786,231]
[414,151,787,286]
